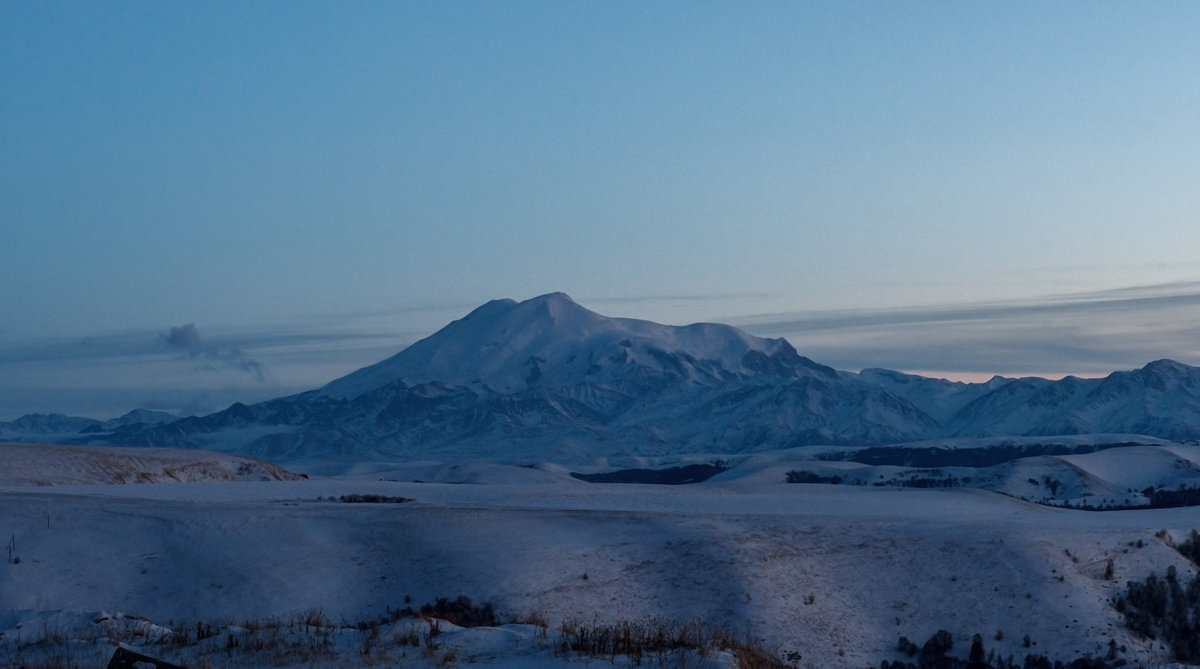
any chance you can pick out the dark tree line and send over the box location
[785,469,965,489]
[785,470,844,484]
[1145,485,1200,509]
[821,443,1141,468]
[1066,484,1200,511]
[571,463,727,484]
[880,629,1121,669]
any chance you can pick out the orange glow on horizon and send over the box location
[901,370,1108,383]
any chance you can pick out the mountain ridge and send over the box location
[5,293,1200,463]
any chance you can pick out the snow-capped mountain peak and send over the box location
[319,292,824,399]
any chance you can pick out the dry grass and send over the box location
[2,598,797,669]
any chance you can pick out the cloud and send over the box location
[735,281,1200,378]
[0,318,419,419]
[162,323,203,353]
[159,323,267,382]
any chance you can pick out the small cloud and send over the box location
[163,323,203,355]
[159,323,267,382]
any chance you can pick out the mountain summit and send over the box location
[38,293,1200,463]
[321,292,835,399]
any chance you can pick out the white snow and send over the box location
[320,292,794,399]
[2,447,1199,668]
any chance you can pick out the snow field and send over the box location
[3,463,1200,667]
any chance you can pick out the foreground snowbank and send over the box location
[2,453,1199,667]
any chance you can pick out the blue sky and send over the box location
[3,2,1200,418]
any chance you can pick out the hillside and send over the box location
[2,463,1199,668]
[0,443,303,487]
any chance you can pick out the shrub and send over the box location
[417,595,498,628]
[1177,529,1200,566]
[337,493,411,504]
[1112,533,1200,663]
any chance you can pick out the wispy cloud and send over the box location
[0,320,421,419]
[160,323,267,382]
[735,281,1200,378]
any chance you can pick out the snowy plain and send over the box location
[2,445,1199,668]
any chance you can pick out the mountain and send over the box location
[0,413,100,439]
[94,293,942,461]
[848,368,1007,424]
[11,293,1200,463]
[0,409,178,443]
[321,291,836,397]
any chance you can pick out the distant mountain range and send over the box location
[5,292,1200,463]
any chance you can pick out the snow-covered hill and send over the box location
[8,293,1200,465]
[0,443,303,487]
[2,463,1199,668]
